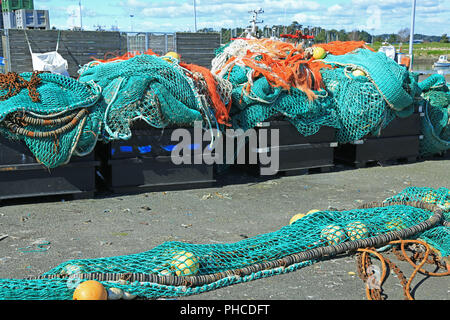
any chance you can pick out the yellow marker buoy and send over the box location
[289,209,320,225]
[73,280,107,300]
[170,251,199,276]
[352,69,366,77]
[312,47,327,60]
[321,224,346,245]
[162,51,180,63]
[386,217,407,230]
[346,221,369,241]
[289,213,306,225]
[422,192,437,204]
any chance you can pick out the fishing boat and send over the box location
[434,55,450,68]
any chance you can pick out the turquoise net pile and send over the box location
[0,54,218,168]
[213,41,449,154]
[417,74,450,156]
[0,42,448,166]
[0,73,103,167]
[0,187,448,300]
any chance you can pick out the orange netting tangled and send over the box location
[213,38,335,101]
[313,40,375,56]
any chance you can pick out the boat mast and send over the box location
[408,0,416,71]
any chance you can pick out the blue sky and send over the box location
[34,0,449,36]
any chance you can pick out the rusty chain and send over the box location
[0,71,47,103]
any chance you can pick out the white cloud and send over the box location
[45,0,449,35]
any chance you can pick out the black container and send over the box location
[238,120,337,176]
[368,112,423,139]
[335,111,424,167]
[0,135,98,201]
[96,121,216,193]
[334,135,423,168]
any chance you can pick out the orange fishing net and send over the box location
[92,49,158,64]
[214,39,332,100]
[180,62,231,126]
[313,41,375,56]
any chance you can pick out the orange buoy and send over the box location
[73,280,108,300]
[401,56,411,69]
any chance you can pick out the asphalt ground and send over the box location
[0,158,449,301]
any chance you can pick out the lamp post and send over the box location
[79,0,83,30]
[130,14,134,32]
[193,0,197,32]
[408,0,416,71]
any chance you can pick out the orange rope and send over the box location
[357,239,449,300]
[357,248,388,300]
[215,39,338,100]
[313,41,375,56]
[180,62,231,126]
[92,49,158,64]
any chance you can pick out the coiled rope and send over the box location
[2,108,89,138]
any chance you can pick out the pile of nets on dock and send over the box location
[212,39,423,143]
[0,52,231,168]
[417,74,450,156]
[0,39,448,168]
[0,186,448,300]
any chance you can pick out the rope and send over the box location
[0,71,45,103]
[356,239,449,300]
[2,108,89,138]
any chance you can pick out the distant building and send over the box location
[15,9,50,30]
[1,0,50,30]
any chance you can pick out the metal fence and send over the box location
[1,29,221,75]
[126,32,176,56]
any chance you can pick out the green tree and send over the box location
[315,29,327,43]
[338,29,349,41]
[440,34,449,43]
[388,33,398,44]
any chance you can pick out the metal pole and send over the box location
[408,0,416,71]
[79,0,83,30]
[193,0,197,32]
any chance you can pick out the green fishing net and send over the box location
[0,73,102,167]
[219,47,424,144]
[77,54,207,141]
[418,74,450,156]
[0,55,216,167]
[0,187,447,300]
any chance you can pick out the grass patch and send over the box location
[368,42,450,57]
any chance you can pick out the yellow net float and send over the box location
[289,209,321,225]
[162,51,180,63]
[352,69,367,77]
[169,250,200,276]
[73,280,107,300]
[386,217,408,230]
[345,221,369,241]
[312,47,327,60]
[422,191,438,204]
[320,224,346,245]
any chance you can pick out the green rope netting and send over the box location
[0,46,448,167]
[418,74,450,156]
[0,55,210,168]
[0,73,102,167]
[77,54,206,141]
[220,47,433,146]
[0,187,448,300]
